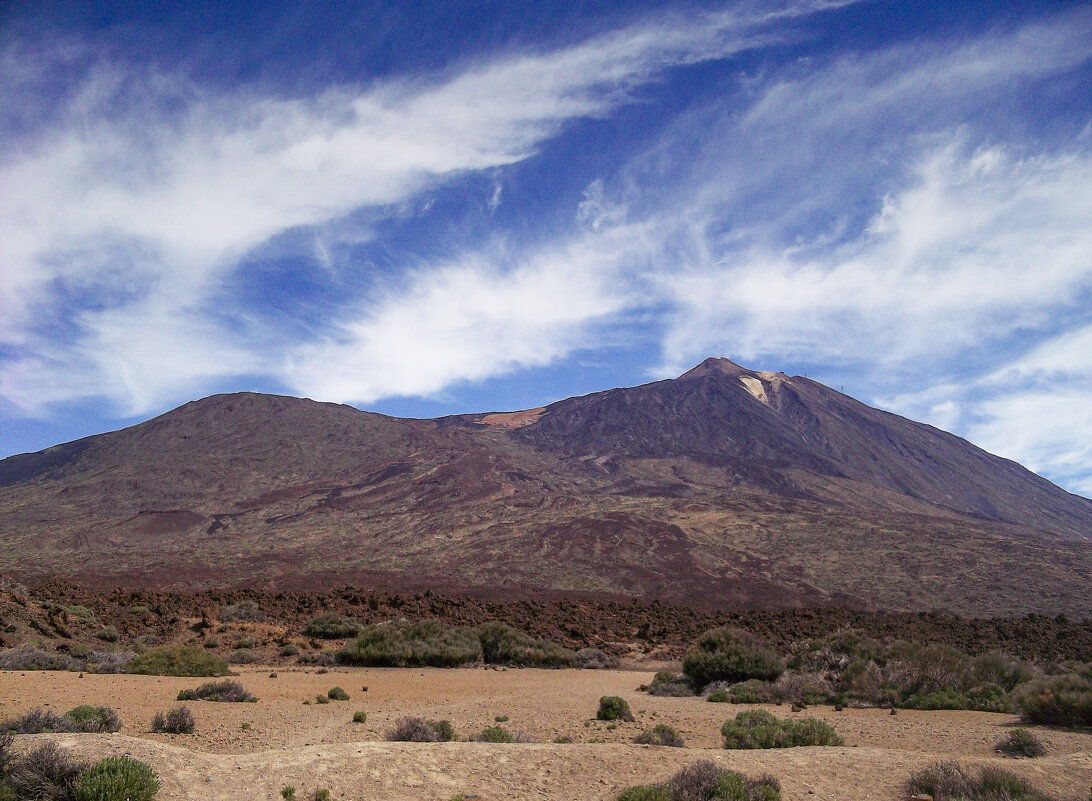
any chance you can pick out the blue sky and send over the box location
[2,1,1091,497]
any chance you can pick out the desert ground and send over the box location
[2,665,1090,801]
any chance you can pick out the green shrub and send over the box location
[972,653,1037,692]
[73,755,160,801]
[279,644,300,657]
[906,760,1057,801]
[0,645,81,671]
[617,788,673,801]
[1,708,79,733]
[305,613,361,639]
[910,689,970,710]
[707,690,729,703]
[177,679,256,702]
[230,648,258,664]
[128,645,229,677]
[152,706,195,734]
[64,605,97,624]
[720,710,844,749]
[1017,668,1092,727]
[203,638,220,649]
[597,696,635,722]
[431,720,456,742]
[965,683,1013,713]
[634,724,685,747]
[682,628,784,691]
[648,672,693,697]
[727,679,772,704]
[474,726,514,743]
[338,620,482,667]
[995,728,1046,758]
[474,622,574,668]
[281,786,296,800]
[94,626,120,642]
[352,710,367,724]
[65,705,122,733]
[327,686,349,701]
[314,694,329,704]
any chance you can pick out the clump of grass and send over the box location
[634,724,685,747]
[177,679,256,702]
[995,728,1046,758]
[279,644,300,657]
[617,760,781,801]
[906,761,1058,801]
[494,714,509,723]
[327,687,349,701]
[94,626,120,643]
[706,689,730,703]
[352,710,367,724]
[313,694,329,705]
[598,696,635,722]
[683,628,785,692]
[385,716,455,742]
[648,672,693,697]
[305,613,361,639]
[472,726,534,743]
[281,786,296,801]
[72,755,160,801]
[152,706,195,734]
[128,644,229,677]
[720,710,844,749]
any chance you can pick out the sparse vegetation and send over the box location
[617,760,781,801]
[2,741,88,800]
[906,761,1058,801]
[574,647,620,669]
[1,705,121,734]
[177,679,256,702]
[219,600,266,622]
[152,706,195,734]
[128,644,230,677]
[327,686,349,701]
[352,710,367,724]
[597,696,635,722]
[720,710,844,749]
[0,644,81,671]
[385,716,455,742]
[634,724,685,747]
[683,628,785,691]
[64,705,122,732]
[94,625,119,642]
[230,647,259,664]
[474,726,524,743]
[995,728,1046,758]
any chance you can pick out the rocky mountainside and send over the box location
[1,358,1089,616]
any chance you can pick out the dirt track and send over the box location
[3,666,1090,800]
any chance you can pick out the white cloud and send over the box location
[282,227,647,402]
[0,1,834,414]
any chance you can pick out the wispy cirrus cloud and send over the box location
[0,0,844,415]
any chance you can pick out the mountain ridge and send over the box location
[1,358,1089,616]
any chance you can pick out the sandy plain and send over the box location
[2,665,1090,801]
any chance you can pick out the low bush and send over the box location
[597,696,635,722]
[73,755,160,801]
[648,672,693,697]
[64,705,122,733]
[279,644,300,657]
[682,628,784,692]
[726,679,773,704]
[297,652,336,666]
[94,626,120,642]
[177,679,256,702]
[1016,666,1092,727]
[995,728,1045,758]
[906,761,1057,801]
[634,724,685,747]
[473,726,516,743]
[0,707,78,734]
[87,650,136,674]
[574,647,620,669]
[338,620,482,668]
[721,710,844,749]
[707,690,729,703]
[352,710,367,724]
[475,622,574,668]
[128,645,229,677]
[327,687,349,701]
[305,613,361,639]
[617,760,781,801]
[152,706,195,734]
[774,672,833,706]
[4,742,88,800]
[229,648,258,664]
[219,600,266,622]
[385,716,454,742]
[0,645,81,672]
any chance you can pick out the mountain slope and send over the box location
[1,359,1089,616]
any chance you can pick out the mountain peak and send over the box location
[678,356,747,380]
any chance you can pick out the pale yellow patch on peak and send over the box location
[739,375,769,405]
